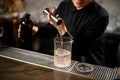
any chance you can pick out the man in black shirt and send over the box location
[19,0,109,66]
[46,0,109,65]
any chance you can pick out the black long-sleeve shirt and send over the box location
[37,0,109,65]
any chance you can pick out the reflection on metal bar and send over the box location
[0,47,118,80]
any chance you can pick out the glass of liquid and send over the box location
[54,37,73,67]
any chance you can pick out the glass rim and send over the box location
[54,37,73,43]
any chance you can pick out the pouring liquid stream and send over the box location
[59,34,64,54]
[57,25,64,54]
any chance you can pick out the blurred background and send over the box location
[0,0,120,32]
[0,0,120,68]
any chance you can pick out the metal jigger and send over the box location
[43,8,62,25]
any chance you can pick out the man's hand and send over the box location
[18,25,38,38]
[47,8,67,36]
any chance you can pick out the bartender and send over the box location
[18,0,109,66]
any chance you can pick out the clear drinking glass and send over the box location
[54,37,73,67]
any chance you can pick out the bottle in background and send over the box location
[20,13,33,50]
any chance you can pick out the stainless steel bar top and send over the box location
[0,47,118,80]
